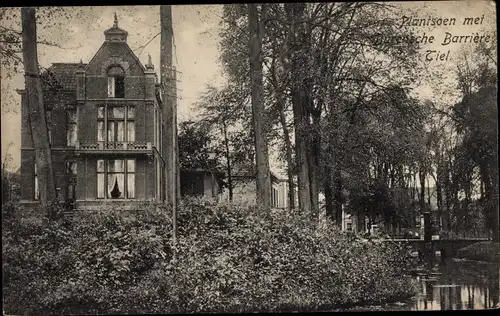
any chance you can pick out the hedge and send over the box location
[3,198,416,314]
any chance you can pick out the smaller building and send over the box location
[180,168,223,200]
[220,164,289,208]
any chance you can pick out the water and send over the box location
[350,258,499,311]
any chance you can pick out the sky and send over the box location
[0,2,497,174]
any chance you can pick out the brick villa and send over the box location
[19,15,167,210]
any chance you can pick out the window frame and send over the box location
[107,66,125,99]
[66,161,77,200]
[34,163,39,201]
[97,105,135,144]
[96,158,136,200]
[347,222,353,232]
[67,109,78,147]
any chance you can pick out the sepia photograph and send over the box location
[1,1,498,314]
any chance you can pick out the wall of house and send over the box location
[204,174,220,198]
[20,149,74,201]
[19,34,164,206]
[75,156,154,201]
[227,178,257,205]
[20,90,78,202]
[271,181,288,208]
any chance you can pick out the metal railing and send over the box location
[75,141,152,151]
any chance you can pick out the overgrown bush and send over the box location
[3,198,416,314]
[456,241,500,263]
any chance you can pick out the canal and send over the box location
[348,257,499,311]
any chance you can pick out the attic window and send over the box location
[107,66,125,98]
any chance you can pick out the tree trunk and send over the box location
[160,5,174,207]
[21,7,57,211]
[160,5,177,244]
[279,106,295,210]
[308,109,321,220]
[419,169,426,214]
[222,121,233,201]
[436,163,444,231]
[173,70,181,202]
[324,166,334,222]
[248,4,271,208]
[286,3,311,215]
[333,166,343,227]
[292,69,311,216]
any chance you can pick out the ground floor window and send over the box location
[271,187,279,207]
[97,159,135,199]
[346,222,353,231]
[34,163,39,200]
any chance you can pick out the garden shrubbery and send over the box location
[456,241,500,263]
[3,198,416,314]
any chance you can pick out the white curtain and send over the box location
[107,121,115,141]
[97,160,105,198]
[97,106,104,119]
[67,123,77,146]
[34,175,39,200]
[97,173,105,198]
[108,174,124,198]
[113,106,125,118]
[117,121,124,141]
[127,174,135,198]
[127,160,135,199]
[127,106,135,119]
[127,121,135,142]
[108,77,115,97]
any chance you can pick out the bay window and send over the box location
[66,161,77,200]
[67,110,77,146]
[97,159,135,199]
[97,105,135,144]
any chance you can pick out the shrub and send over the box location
[3,198,416,314]
[456,241,500,263]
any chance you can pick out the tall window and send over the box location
[66,161,77,200]
[107,66,125,98]
[271,187,279,207]
[67,110,78,146]
[97,159,135,199]
[34,163,39,200]
[347,222,353,232]
[97,105,135,143]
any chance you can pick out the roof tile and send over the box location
[41,63,87,91]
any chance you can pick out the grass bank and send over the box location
[455,241,500,263]
[3,199,416,314]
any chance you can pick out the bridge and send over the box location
[381,238,492,261]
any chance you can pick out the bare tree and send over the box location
[21,7,57,211]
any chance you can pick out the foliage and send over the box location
[456,241,500,263]
[3,200,416,314]
[178,120,221,172]
[1,167,20,219]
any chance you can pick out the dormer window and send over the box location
[107,66,125,98]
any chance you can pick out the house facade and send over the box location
[19,16,167,211]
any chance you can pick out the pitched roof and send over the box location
[231,163,284,183]
[231,164,256,178]
[41,63,87,91]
